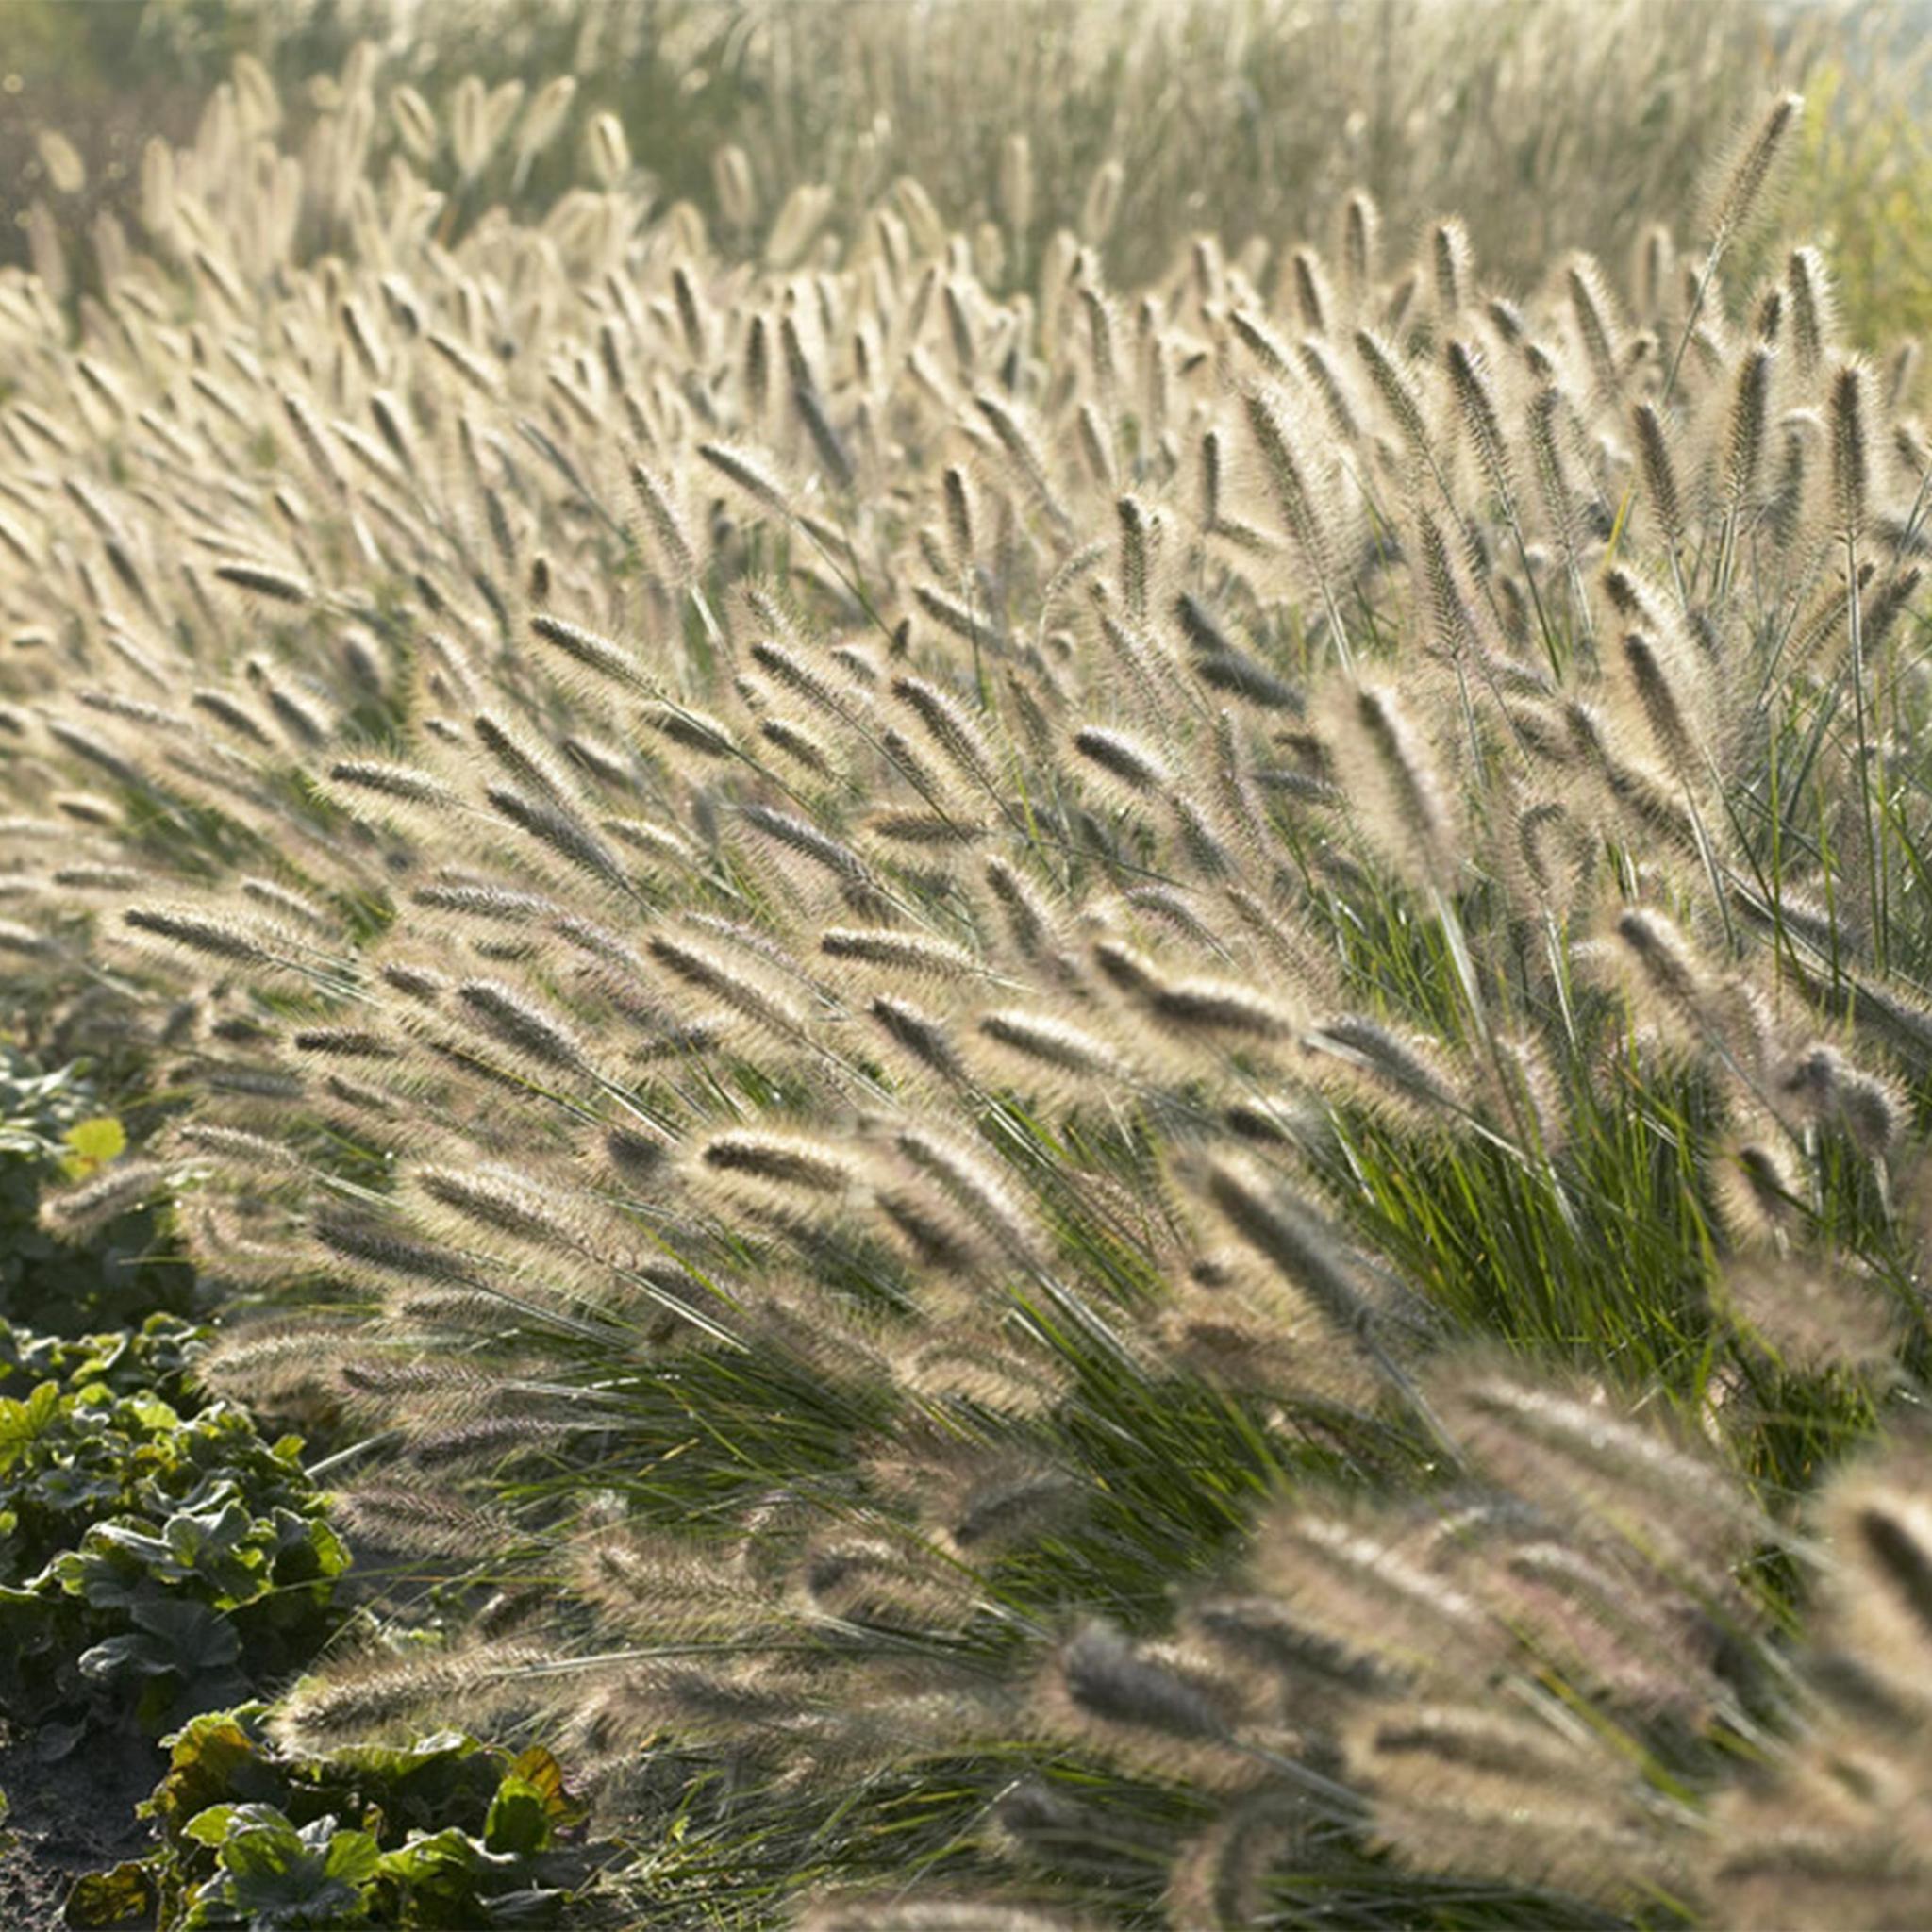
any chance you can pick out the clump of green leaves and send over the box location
[0,1308,199,1409]
[0,1049,190,1333]
[0,1315,345,1741]
[70,1707,604,1930]
[0,1055,95,1161]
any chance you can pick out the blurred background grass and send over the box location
[5,0,1929,347]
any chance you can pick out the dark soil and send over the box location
[0,1722,159,1930]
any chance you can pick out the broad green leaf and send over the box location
[322,1828,382,1886]
[482,1778,550,1857]
[129,1596,243,1670]
[127,1391,180,1432]
[184,1803,256,1847]
[149,1709,273,1834]
[0,1382,61,1471]
[77,1632,171,1684]
[87,1524,175,1570]
[59,1858,157,1927]
[58,1116,126,1181]
[507,1746,579,1824]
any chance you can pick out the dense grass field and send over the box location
[2,3,1931,1926]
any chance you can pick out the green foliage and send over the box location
[0,1055,93,1160]
[0,1050,191,1334]
[68,1708,598,1930]
[1792,46,1932,365]
[0,1317,345,1740]
[0,1308,200,1408]
[0,0,1893,315]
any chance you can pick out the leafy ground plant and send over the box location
[69,1707,608,1930]
[0,1052,188,1335]
[0,1316,345,1745]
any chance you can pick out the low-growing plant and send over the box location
[0,1315,346,1743]
[0,1307,199,1408]
[69,1707,605,1930]
[0,1051,189,1333]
